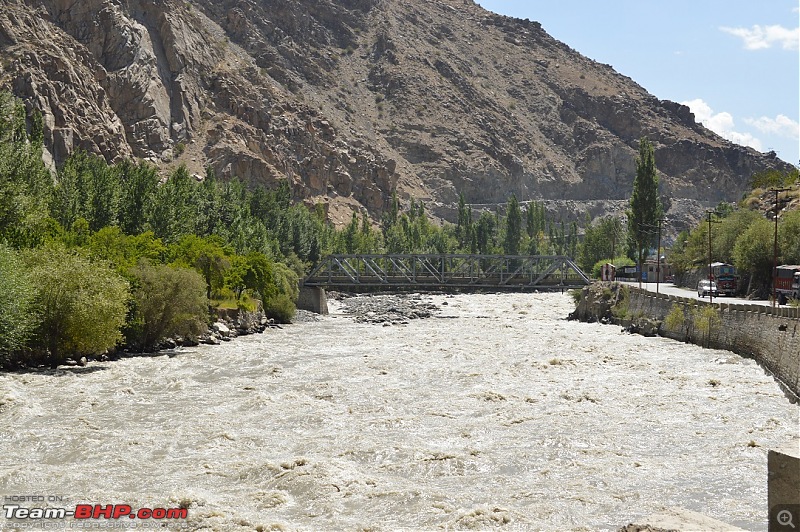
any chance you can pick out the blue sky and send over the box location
[476,1,800,167]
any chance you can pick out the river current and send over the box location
[0,292,797,531]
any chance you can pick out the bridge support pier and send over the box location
[297,285,328,315]
[769,441,800,531]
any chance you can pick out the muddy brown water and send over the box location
[0,293,796,531]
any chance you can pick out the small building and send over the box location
[643,259,673,283]
[600,263,616,281]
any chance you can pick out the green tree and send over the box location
[126,261,208,351]
[578,217,627,273]
[456,192,473,249]
[750,168,800,189]
[0,92,53,248]
[382,191,400,232]
[0,245,37,366]
[627,137,663,278]
[503,194,522,255]
[525,202,546,239]
[779,209,800,265]
[264,262,299,323]
[118,160,158,235]
[733,218,774,293]
[714,209,761,264]
[24,246,129,364]
[170,234,231,300]
[225,252,276,302]
[87,227,166,274]
[475,211,497,255]
[342,211,360,253]
[147,165,198,242]
[52,150,120,232]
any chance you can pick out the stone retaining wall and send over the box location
[626,287,800,400]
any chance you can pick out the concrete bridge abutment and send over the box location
[297,285,328,315]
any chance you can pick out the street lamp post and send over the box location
[770,187,790,307]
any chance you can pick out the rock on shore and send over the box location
[332,293,440,325]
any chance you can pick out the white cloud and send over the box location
[681,98,764,151]
[720,24,799,50]
[744,114,800,139]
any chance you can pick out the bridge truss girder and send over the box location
[303,254,590,291]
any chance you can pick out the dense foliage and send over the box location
[23,246,130,365]
[670,180,800,296]
[0,92,322,366]
[127,261,209,351]
[0,245,37,364]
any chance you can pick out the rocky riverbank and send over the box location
[568,282,661,336]
[57,308,274,368]
[329,292,441,325]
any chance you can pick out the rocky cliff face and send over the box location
[0,0,793,230]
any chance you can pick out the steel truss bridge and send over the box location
[303,254,591,291]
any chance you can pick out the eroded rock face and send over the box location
[0,0,792,231]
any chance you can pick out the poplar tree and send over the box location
[627,137,663,279]
[504,194,522,255]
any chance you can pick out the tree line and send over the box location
[0,89,592,368]
[669,167,800,296]
[3,87,713,367]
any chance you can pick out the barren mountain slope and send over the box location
[0,0,792,230]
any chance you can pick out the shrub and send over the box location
[264,293,296,324]
[126,261,208,351]
[610,284,630,319]
[24,246,129,365]
[0,245,37,366]
[569,288,583,305]
[263,262,299,323]
[663,304,685,332]
[692,305,720,347]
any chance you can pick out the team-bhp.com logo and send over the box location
[3,497,188,528]
[5,505,187,520]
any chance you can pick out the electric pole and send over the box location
[770,187,790,307]
[706,210,721,304]
[656,217,663,294]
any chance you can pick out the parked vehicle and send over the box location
[774,265,800,305]
[709,262,738,296]
[697,279,719,298]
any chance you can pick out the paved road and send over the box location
[619,280,779,307]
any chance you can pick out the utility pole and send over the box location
[656,217,663,294]
[611,221,617,267]
[610,216,625,270]
[770,187,790,307]
[706,210,721,304]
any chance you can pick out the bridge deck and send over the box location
[303,254,591,291]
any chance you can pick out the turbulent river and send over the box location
[1,293,797,531]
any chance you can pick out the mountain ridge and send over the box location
[0,0,792,234]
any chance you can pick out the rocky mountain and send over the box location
[0,0,793,233]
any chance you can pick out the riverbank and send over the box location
[27,294,441,371]
[570,282,800,402]
[11,307,275,371]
